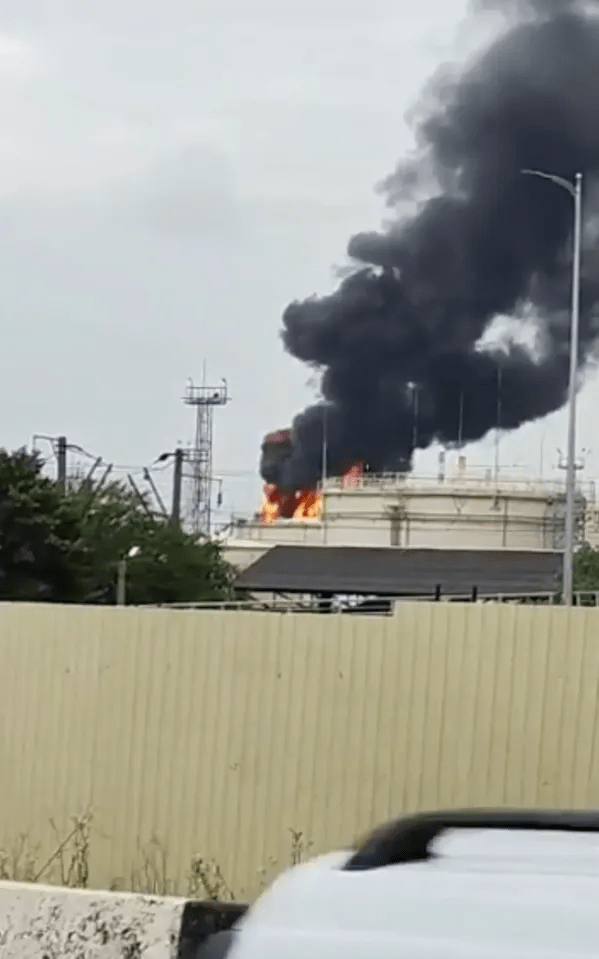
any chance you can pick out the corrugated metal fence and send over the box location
[1,602,599,898]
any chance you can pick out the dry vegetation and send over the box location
[0,812,314,900]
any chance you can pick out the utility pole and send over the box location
[522,169,583,605]
[143,467,168,518]
[34,434,107,497]
[83,456,102,491]
[95,464,113,494]
[557,448,585,556]
[127,474,152,516]
[171,447,184,528]
[56,436,67,492]
[564,173,584,606]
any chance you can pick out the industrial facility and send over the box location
[222,454,589,571]
[213,448,598,607]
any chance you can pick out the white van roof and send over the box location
[228,810,599,959]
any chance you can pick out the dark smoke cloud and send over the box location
[261,0,599,491]
[475,0,592,15]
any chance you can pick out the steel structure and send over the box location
[184,378,229,536]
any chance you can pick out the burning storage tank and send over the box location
[259,429,363,523]
[260,430,317,522]
[222,457,590,576]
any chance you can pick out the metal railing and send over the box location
[322,471,596,500]
[139,592,599,613]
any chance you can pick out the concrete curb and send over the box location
[0,882,248,957]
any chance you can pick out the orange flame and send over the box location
[342,463,363,487]
[293,489,322,520]
[259,463,363,524]
[260,484,281,524]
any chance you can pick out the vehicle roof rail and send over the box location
[343,809,599,871]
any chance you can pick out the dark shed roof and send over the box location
[235,546,562,597]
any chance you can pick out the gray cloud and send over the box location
[127,145,237,239]
[1,0,595,521]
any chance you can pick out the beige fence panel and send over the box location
[0,602,598,899]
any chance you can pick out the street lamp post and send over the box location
[116,546,140,606]
[522,169,583,606]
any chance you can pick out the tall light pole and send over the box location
[322,403,329,545]
[522,169,583,605]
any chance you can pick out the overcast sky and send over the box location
[2,0,598,524]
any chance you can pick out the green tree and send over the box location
[71,478,233,605]
[112,520,232,606]
[0,448,234,605]
[0,448,84,602]
[574,543,599,594]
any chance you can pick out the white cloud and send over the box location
[0,31,50,81]
[0,34,23,55]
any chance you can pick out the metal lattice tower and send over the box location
[184,378,229,536]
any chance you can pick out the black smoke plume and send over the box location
[261,0,599,491]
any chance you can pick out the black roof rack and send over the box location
[343,809,599,871]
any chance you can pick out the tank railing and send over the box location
[321,471,595,498]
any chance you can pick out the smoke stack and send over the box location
[261,0,599,492]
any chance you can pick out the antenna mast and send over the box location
[412,383,419,452]
[184,376,230,537]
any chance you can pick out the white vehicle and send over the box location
[206,809,599,959]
